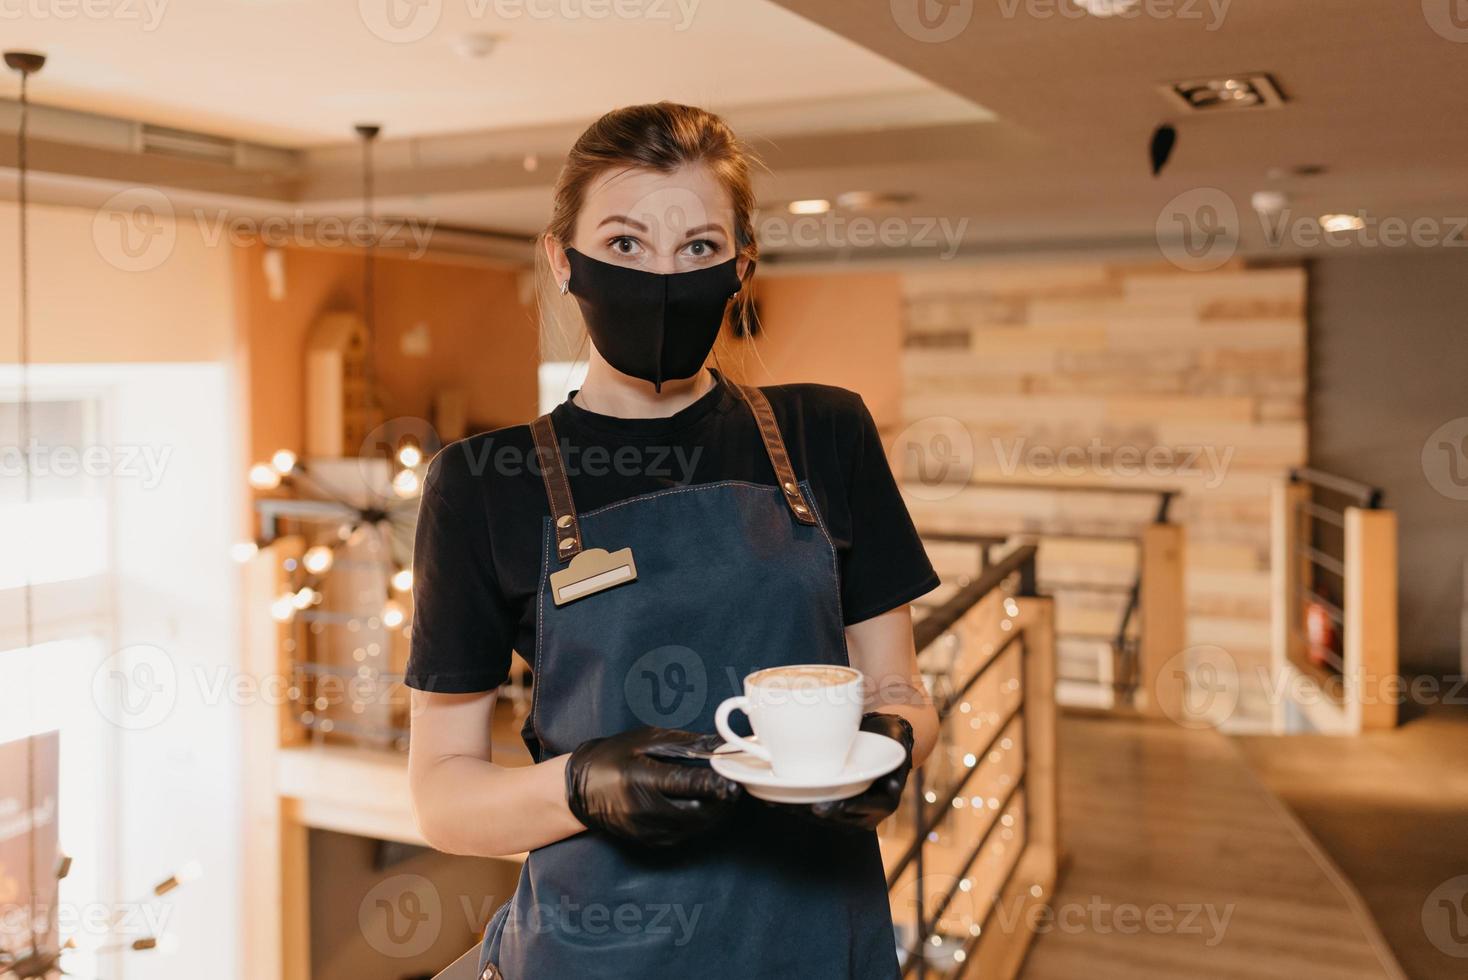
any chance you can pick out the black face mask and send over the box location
[564,248,747,392]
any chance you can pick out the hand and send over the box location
[565,726,743,847]
[803,712,915,831]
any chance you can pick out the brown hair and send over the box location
[536,102,761,371]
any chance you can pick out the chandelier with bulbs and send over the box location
[233,123,431,751]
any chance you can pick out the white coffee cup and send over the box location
[714,664,865,781]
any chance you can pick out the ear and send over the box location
[736,255,756,288]
[544,237,571,288]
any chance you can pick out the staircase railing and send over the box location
[889,542,1058,979]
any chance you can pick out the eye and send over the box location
[608,236,642,256]
[682,239,721,259]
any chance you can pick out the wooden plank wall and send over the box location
[896,259,1307,727]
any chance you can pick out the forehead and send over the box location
[580,163,734,236]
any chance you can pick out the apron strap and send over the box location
[530,414,583,563]
[736,384,818,526]
[532,382,816,561]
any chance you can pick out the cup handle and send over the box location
[714,696,770,763]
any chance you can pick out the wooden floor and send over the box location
[1018,713,1403,980]
[1233,705,1468,980]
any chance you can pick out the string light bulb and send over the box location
[303,545,335,575]
[270,594,296,623]
[391,468,420,497]
[382,599,406,629]
[271,449,298,474]
[397,438,423,468]
[391,568,413,592]
[230,542,260,563]
[248,463,282,490]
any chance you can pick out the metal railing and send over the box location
[894,543,1039,979]
[920,485,1177,710]
[1285,468,1386,677]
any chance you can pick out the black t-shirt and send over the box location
[405,375,939,693]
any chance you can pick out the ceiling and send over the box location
[0,0,976,143]
[2,0,1466,261]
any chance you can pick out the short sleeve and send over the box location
[404,453,515,693]
[839,397,941,625]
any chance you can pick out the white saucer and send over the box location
[710,731,907,804]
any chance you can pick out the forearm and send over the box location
[411,752,583,857]
[870,686,939,768]
[846,605,939,768]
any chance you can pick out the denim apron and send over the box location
[474,384,899,979]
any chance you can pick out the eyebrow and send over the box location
[594,215,729,239]
[597,214,650,231]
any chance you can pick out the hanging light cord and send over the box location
[358,124,379,413]
[10,50,42,959]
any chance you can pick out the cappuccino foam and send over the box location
[751,665,858,689]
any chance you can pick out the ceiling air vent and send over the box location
[1160,73,1286,112]
[140,123,239,163]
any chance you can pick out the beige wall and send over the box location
[747,271,906,431]
[0,200,235,363]
[896,258,1307,725]
[233,243,539,473]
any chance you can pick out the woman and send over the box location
[406,102,940,979]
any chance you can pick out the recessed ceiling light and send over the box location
[1250,190,1288,215]
[1161,73,1286,112]
[1320,213,1365,233]
[1073,0,1141,15]
[452,32,500,60]
[836,191,915,211]
[787,199,831,215]
[1267,164,1329,180]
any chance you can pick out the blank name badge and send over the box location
[549,547,638,606]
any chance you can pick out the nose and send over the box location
[647,252,679,275]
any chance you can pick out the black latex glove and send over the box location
[803,712,915,831]
[565,726,744,847]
